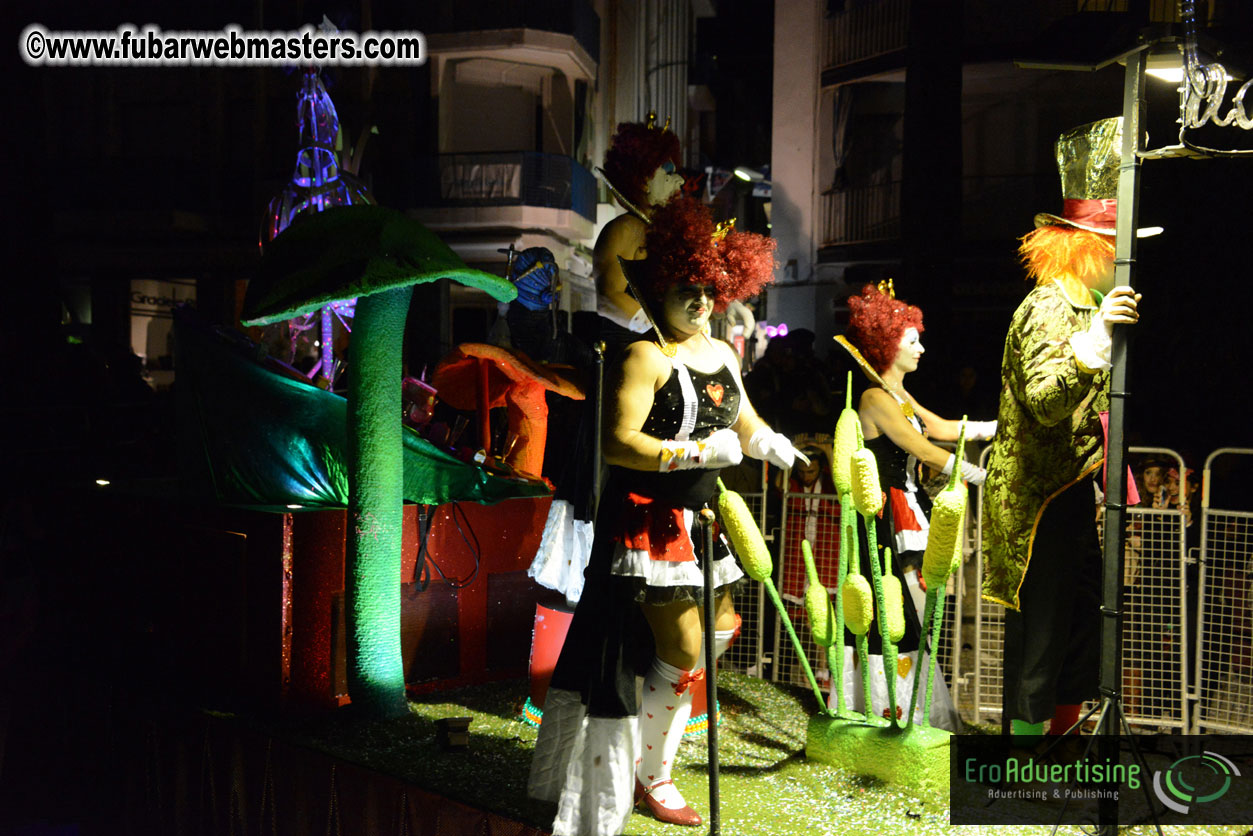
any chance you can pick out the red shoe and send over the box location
[634,777,702,827]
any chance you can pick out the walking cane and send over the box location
[591,341,605,519]
[700,508,721,836]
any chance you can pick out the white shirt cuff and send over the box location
[1069,330,1111,373]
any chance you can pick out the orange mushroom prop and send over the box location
[432,343,584,479]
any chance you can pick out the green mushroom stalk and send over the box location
[343,287,412,715]
[241,205,517,719]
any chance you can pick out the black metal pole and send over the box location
[1097,46,1144,836]
[700,508,720,836]
[592,341,605,520]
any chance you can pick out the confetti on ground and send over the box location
[284,673,1249,836]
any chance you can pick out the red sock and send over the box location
[1050,704,1081,735]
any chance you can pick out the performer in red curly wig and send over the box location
[594,117,686,334]
[602,120,682,212]
[530,196,804,834]
[840,283,994,484]
[844,283,924,373]
[626,196,776,314]
[834,282,993,727]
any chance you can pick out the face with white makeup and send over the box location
[890,327,925,377]
[644,161,684,210]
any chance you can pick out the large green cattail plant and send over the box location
[827,373,860,716]
[907,418,969,728]
[718,479,827,711]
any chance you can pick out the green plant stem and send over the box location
[763,578,827,712]
[856,634,873,722]
[865,527,899,728]
[826,644,840,710]
[833,492,852,716]
[907,588,937,728]
[922,586,946,728]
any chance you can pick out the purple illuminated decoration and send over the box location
[262,57,372,388]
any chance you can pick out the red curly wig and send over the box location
[845,283,925,374]
[602,121,682,210]
[632,197,776,312]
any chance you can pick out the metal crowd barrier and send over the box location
[719,462,769,678]
[771,482,842,694]
[971,446,1195,733]
[1193,448,1253,734]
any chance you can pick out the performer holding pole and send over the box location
[981,118,1145,740]
[528,197,802,834]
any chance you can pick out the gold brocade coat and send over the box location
[981,281,1108,611]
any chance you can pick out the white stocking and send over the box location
[636,657,695,809]
[636,622,739,810]
[711,622,739,660]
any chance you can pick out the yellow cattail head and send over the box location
[842,573,874,636]
[802,541,835,646]
[851,448,883,516]
[881,571,906,643]
[922,483,967,588]
[949,501,967,578]
[832,408,860,495]
[717,480,772,581]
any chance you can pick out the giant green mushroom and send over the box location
[241,205,516,717]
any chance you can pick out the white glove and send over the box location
[658,428,743,472]
[942,453,986,486]
[746,427,811,471]
[1071,286,1141,372]
[966,420,997,441]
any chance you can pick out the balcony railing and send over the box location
[414,152,597,222]
[419,0,599,63]
[819,181,902,247]
[1072,0,1181,20]
[825,0,1188,73]
[822,0,910,70]
[819,175,1069,248]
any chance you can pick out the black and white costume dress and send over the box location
[528,337,745,836]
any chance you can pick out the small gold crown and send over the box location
[712,219,736,244]
[877,278,896,298]
[645,111,672,132]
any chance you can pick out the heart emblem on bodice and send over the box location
[705,383,724,406]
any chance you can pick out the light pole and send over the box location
[1093,43,1149,836]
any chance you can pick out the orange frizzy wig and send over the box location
[634,197,776,311]
[602,121,682,210]
[1018,226,1115,286]
[845,284,925,374]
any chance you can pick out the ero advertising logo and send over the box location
[1152,751,1242,815]
[951,734,1252,826]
